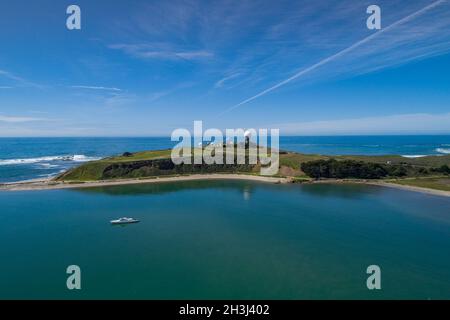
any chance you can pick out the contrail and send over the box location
[219,0,446,116]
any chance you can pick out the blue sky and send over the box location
[0,0,450,136]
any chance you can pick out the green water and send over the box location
[0,180,449,299]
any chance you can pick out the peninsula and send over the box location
[1,148,449,196]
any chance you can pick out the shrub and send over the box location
[431,164,450,175]
[301,159,390,179]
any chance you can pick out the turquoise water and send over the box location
[1,136,450,182]
[0,180,449,299]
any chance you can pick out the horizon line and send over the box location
[1,133,450,139]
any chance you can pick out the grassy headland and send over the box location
[54,147,450,193]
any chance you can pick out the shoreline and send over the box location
[0,174,290,191]
[367,181,450,198]
[0,174,449,197]
[310,179,450,198]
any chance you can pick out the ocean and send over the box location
[1,180,449,299]
[0,136,449,183]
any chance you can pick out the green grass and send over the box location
[279,153,450,167]
[106,149,173,162]
[279,153,450,171]
[337,154,450,167]
[57,149,176,181]
[57,162,111,181]
[279,153,328,170]
[56,148,450,183]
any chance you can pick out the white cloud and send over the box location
[0,115,46,123]
[175,51,213,60]
[109,44,213,61]
[271,113,450,135]
[70,85,122,92]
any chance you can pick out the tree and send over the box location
[301,159,390,179]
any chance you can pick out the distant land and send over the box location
[1,146,449,196]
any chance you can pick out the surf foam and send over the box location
[0,155,101,166]
[436,148,450,154]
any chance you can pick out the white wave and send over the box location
[72,155,102,162]
[436,148,450,154]
[38,163,60,168]
[401,155,426,158]
[0,155,101,166]
[38,173,55,178]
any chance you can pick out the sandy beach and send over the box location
[0,174,290,191]
[367,181,450,198]
[311,179,450,198]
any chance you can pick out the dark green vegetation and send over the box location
[101,158,256,180]
[302,159,393,179]
[298,158,450,192]
[57,148,260,181]
[300,159,450,179]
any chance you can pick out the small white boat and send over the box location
[110,217,140,225]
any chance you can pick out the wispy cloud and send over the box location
[104,92,136,107]
[0,115,46,123]
[0,70,28,83]
[222,0,448,114]
[109,44,213,61]
[70,85,122,92]
[271,113,450,135]
[214,73,242,88]
[143,82,193,104]
[0,69,42,88]
[0,86,14,89]
[146,90,172,102]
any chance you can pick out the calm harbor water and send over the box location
[1,136,450,182]
[0,180,449,299]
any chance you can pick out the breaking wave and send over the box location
[0,155,101,166]
[436,148,450,154]
[401,155,426,158]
